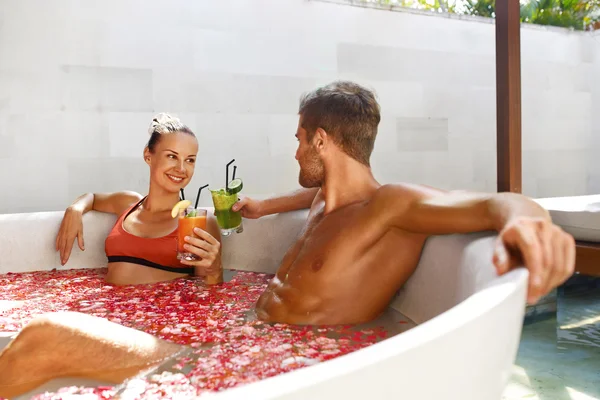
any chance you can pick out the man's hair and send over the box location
[298,81,381,166]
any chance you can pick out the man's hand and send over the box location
[232,196,264,219]
[492,217,576,304]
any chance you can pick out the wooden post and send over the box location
[495,0,522,193]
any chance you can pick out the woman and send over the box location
[55,113,222,285]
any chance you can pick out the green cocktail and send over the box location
[210,180,243,236]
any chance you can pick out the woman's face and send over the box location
[144,132,198,194]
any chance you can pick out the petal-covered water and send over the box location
[0,268,414,399]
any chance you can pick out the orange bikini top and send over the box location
[104,197,194,274]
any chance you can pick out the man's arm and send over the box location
[381,184,550,235]
[377,184,574,304]
[232,188,320,218]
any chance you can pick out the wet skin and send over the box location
[256,188,426,325]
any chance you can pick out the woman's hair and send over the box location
[146,113,196,152]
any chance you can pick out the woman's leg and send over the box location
[0,312,183,398]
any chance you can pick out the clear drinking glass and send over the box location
[210,189,243,236]
[177,207,223,285]
[177,207,207,261]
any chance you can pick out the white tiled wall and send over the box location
[0,0,597,213]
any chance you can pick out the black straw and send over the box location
[226,159,235,190]
[195,184,209,209]
[180,189,185,201]
[232,166,237,181]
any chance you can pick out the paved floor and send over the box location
[503,276,600,400]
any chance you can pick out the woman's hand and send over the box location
[180,227,222,276]
[55,206,85,265]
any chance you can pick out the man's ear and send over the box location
[143,147,152,165]
[314,128,328,152]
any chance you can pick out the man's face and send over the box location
[295,117,324,188]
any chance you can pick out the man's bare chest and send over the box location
[278,205,385,278]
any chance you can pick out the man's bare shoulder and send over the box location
[372,183,448,205]
[365,183,450,229]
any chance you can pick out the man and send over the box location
[0,81,574,397]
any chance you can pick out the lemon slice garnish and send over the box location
[171,200,192,218]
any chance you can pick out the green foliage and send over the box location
[361,0,599,30]
[463,0,495,17]
[375,0,452,12]
[520,0,595,30]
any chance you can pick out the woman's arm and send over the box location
[56,191,143,265]
[68,191,143,216]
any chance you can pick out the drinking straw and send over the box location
[180,189,185,201]
[195,184,209,209]
[226,159,235,190]
[232,166,237,181]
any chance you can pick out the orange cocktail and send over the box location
[177,207,207,261]
[177,207,223,285]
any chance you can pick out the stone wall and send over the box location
[0,0,596,213]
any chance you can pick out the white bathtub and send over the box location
[0,209,528,400]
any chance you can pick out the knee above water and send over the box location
[18,312,83,341]
[26,311,92,328]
